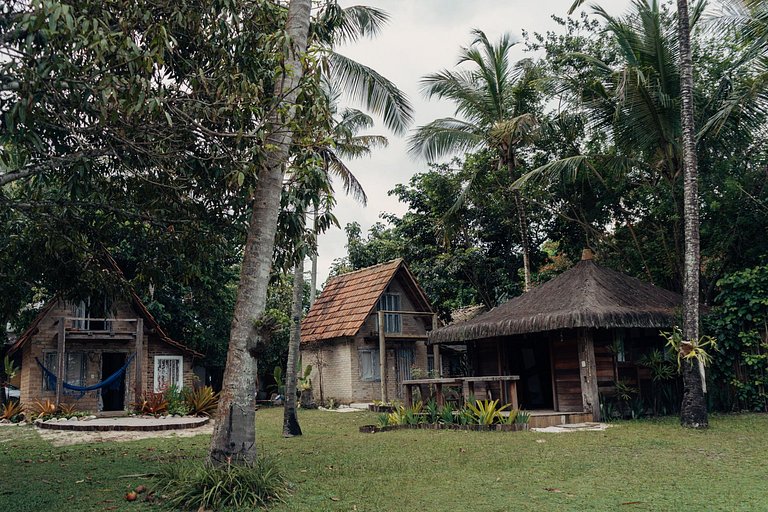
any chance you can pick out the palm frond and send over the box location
[329,52,413,135]
[322,151,368,205]
[407,118,484,161]
[335,5,389,43]
[512,155,596,190]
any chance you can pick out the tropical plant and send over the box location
[27,399,58,420]
[184,386,219,417]
[57,403,79,417]
[465,399,510,425]
[424,399,440,424]
[155,454,289,510]
[133,392,169,416]
[1,401,24,422]
[377,413,390,428]
[408,29,541,291]
[438,403,456,424]
[164,385,190,416]
[500,408,519,425]
[514,410,530,425]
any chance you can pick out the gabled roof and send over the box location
[301,259,434,344]
[429,252,682,344]
[7,294,203,358]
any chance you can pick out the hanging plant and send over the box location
[661,326,718,393]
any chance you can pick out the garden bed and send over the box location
[359,422,530,433]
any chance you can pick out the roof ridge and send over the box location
[328,258,403,280]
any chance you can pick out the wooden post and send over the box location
[55,317,66,407]
[577,328,600,421]
[378,310,387,403]
[135,318,144,400]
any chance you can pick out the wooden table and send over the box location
[401,378,463,407]
[461,375,520,410]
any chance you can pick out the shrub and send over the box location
[58,402,78,417]
[465,399,509,425]
[184,386,219,417]
[28,399,57,420]
[155,455,289,510]
[133,392,168,415]
[164,385,190,416]
[1,401,24,422]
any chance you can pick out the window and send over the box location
[377,293,401,333]
[154,356,183,392]
[614,331,626,362]
[359,349,381,381]
[70,296,112,330]
[43,351,86,391]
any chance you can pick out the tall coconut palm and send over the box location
[209,0,313,465]
[210,1,411,463]
[282,98,387,437]
[567,0,707,427]
[408,29,540,292]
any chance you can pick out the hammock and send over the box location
[36,353,136,399]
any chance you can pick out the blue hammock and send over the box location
[36,353,136,399]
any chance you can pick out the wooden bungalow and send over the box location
[8,291,203,413]
[428,250,682,423]
[300,259,439,404]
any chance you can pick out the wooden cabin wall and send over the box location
[551,336,583,412]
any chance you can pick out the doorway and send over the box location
[508,340,553,409]
[101,353,126,411]
[394,348,414,399]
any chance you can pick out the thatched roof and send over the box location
[429,254,681,344]
[301,259,434,344]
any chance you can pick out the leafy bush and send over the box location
[438,403,456,424]
[155,455,289,510]
[133,392,169,415]
[184,386,219,417]
[1,401,24,422]
[706,264,768,411]
[164,385,190,416]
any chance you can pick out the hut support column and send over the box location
[135,318,144,400]
[431,314,441,377]
[577,328,600,421]
[55,317,66,407]
[378,311,387,402]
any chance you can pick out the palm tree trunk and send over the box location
[283,258,304,437]
[506,159,532,292]
[309,208,318,306]
[513,190,532,292]
[677,0,707,428]
[208,0,312,463]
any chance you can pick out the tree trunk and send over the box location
[677,0,706,428]
[208,0,312,464]
[283,259,304,437]
[309,208,318,306]
[505,159,532,292]
[513,189,532,292]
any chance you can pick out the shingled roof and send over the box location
[301,259,433,344]
[429,252,682,344]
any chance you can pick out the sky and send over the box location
[315,0,634,285]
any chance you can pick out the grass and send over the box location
[2,410,768,511]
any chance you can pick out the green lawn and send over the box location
[2,410,767,511]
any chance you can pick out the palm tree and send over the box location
[210,1,412,463]
[282,97,387,437]
[567,0,707,427]
[408,29,540,292]
[209,0,313,465]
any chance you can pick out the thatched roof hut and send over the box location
[429,250,682,345]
